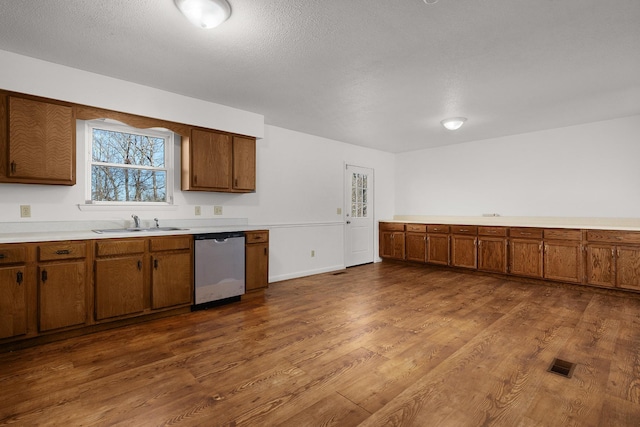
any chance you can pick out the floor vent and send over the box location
[548,358,576,378]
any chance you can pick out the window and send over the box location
[351,172,368,218]
[86,120,173,204]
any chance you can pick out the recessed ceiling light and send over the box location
[423,0,439,4]
[174,0,231,29]
[441,117,467,130]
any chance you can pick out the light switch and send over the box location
[337,208,342,215]
[195,206,201,216]
[20,205,31,218]
[214,206,223,215]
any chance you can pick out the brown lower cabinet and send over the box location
[450,226,478,269]
[586,244,640,291]
[379,222,640,294]
[478,227,507,273]
[37,241,88,332]
[0,265,27,339]
[94,248,145,321]
[379,223,406,260]
[150,236,193,309]
[245,230,269,292]
[427,225,450,265]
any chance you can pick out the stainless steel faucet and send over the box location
[131,214,140,229]
[154,218,160,228]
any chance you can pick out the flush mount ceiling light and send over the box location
[441,117,467,130]
[174,0,231,29]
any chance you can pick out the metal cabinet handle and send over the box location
[0,253,5,259]
[154,259,159,270]
[10,161,16,174]
[137,260,142,270]
[16,271,23,285]
[194,175,198,184]
[264,247,268,256]
[460,229,469,232]
[56,249,71,255]
[41,269,48,283]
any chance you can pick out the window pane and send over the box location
[92,166,166,202]
[92,128,165,167]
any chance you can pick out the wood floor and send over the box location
[2,262,640,426]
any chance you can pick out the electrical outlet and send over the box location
[214,206,223,215]
[337,208,342,215]
[20,205,31,218]
[311,250,315,257]
[195,206,201,216]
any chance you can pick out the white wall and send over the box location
[252,126,395,281]
[395,115,640,218]
[0,50,396,282]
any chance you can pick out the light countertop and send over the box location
[387,215,640,232]
[0,219,268,244]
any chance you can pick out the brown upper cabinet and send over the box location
[182,128,256,193]
[0,93,75,185]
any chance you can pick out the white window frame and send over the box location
[85,119,174,206]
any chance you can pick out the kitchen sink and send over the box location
[92,227,188,234]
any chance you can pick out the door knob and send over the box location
[346,221,351,224]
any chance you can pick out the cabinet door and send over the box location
[379,232,405,260]
[38,262,86,332]
[451,235,477,269]
[478,237,507,273]
[95,257,145,320]
[151,252,192,309]
[190,129,232,190]
[405,233,426,262]
[616,246,640,291]
[8,96,75,184]
[427,234,450,265]
[0,266,27,339]
[246,242,269,292]
[586,244,615,288]
[544,241,582,283]
[232,136,256,191]
[509,239,543,278]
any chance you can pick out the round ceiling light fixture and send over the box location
[174,0,231,29]
[441,117,467,130]
[423,0,439,4]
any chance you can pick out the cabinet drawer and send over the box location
[451,225,477,235]
[586,230,640,244]
[544,229,582,241]
[0,244,27,265]
[427,225,450,234]
[245,230,269,244]
[149,236,192,252]
[509,228,543,239]
[478,226,507,237]
[380,223,405,232]
[406,224,427,233]
[96,239,146,257]
[38,242,86,261]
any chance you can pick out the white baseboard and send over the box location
[269,264,346,283]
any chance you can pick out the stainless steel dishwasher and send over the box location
[193,231,245,310]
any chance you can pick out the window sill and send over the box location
[77,203,179,212]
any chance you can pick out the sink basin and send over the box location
[93,227,188,234]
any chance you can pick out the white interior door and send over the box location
[344,164,374,267]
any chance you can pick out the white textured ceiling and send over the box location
[0,0,638,153]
